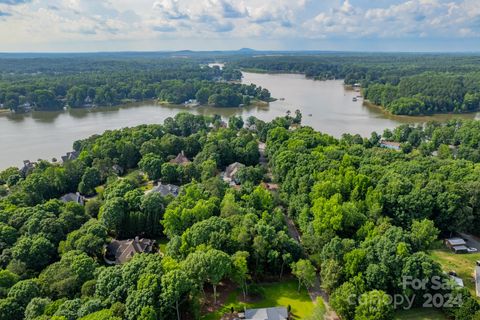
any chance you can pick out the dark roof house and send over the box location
[244,307,288,320]
[170,151,191,165]
[445,238,467,248]
[445,238,469,254]
[150,183,180,197]
[105,237,156,265]
[59,192,85,206]
[20,160,36,176]
[61,151,80,163]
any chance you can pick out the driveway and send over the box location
[459,232,480,251]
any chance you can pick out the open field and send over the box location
[429,248,480,297]
[394,308,448,320]
[201,280,318,320]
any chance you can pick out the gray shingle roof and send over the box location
[244,307,288,320]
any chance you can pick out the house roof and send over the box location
[224,162,245,180]
[453,245,469,251]
[61,151,80,162]
[446,238,467,246]
[170,151,190,165]
[380,140,401,148]
[60,192,85,205]
[107,237,155,264]
[150,183,180,197]
[244,307,288,320]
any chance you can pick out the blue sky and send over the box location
[0,0,479,52]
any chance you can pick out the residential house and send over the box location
[84,96,94,108]
[61,151,80,163]
[222,162,245,185]
[20,160,36,176]
[242,307,288,320]
[380,140,401,151]
[170,151,190,165]
[150,183,180,197]
[262,182,279,192]
[60,192,85,206]
[105,236,156,265]
[112,164,124,176]
[445,238,468,254]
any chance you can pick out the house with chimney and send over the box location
[170,151,190,165]
[105,237,156,265]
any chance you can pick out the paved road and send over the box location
[459,232,480,251]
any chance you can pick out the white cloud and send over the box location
[0,0,479,51]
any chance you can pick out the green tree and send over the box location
[291,259,316,292]
[354,290,393,320]
[231,251,250,299]
[139,153,164,180]
[78,167,101,196]
[410,219,439,251]
[161,269,192,320]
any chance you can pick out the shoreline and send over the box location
[0,98,271,118]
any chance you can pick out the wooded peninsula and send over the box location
[1,112,480,319]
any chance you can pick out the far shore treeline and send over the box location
[0,57,271,112]
[232,54,480,116]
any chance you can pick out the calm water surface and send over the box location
[1,72,479,169]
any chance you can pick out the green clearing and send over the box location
[394,308,448,320]
[157,238,169,254]
[429,248,480,297]
[201,280,318,320]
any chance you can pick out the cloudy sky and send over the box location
[0,0,479,52]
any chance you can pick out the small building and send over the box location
[105,236,156,265]
[150,183,180,197]
[222,162,245,185]
[20,160,36,176]
[61,151,80,163]
[452,245,469,254]
[380,140,401,151]
[170,151,190,165]
[60,192,85,206]
[445,238,467,249]
[84,96,94,108]
[244,307,288,320]
[184,99,199,107]
[450,275,464,287]
[262,182,279,191]
[289,124,300,131]
[112,164,124,176]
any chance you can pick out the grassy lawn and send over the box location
[157,238,169,254]
[201,280,317,320]
[429,248,480,297]
[394,308,448,320]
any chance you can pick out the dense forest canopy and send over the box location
[0,112,480,319]
[230,54,480,115]
[0,57,270,111]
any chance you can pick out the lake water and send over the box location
[1,72,479,169]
